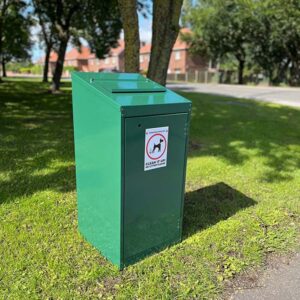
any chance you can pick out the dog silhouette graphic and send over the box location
[151,138,164,154]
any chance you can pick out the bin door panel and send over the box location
[123,113,188,263]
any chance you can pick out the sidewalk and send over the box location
[231,253,300,300]
[167,82,300,108]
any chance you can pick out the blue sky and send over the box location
[32,8,153,62]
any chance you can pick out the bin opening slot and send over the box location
[94,79,166,93]
[111,88,166,93]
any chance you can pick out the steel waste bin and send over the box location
[72,72,191,268]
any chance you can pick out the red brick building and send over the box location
[40,41,125,76]
[87,40,125,72]
[39,29,209,76]
[140,28,208,74]
[63,46,90,72]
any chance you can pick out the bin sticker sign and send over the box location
[144,126,169,171]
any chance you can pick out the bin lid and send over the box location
[100,79,166,93]
[72,72,191,117]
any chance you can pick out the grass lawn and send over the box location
[0,79,299,299]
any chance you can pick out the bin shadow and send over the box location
[182,182,256,238]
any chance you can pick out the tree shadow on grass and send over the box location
[182,92,300,183]
[0,81,75,204]
[183,182,256,239]
[1,81,299,205]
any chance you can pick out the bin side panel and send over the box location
[123,113,188,265]
[72,77,121,267]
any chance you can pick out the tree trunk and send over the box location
[147,0,183,86]
[0,23,3,83]
[237,59,245,85]
[52,38,68,92]
[118,0,140,72]
[2,57,6,77]
[289,61,300,86]
[43,44,51,83]
[0,0,9,83]
[268,69,275,86]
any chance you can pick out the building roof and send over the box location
[173,28,191,50]
[87,40,124,59]
[110,40,125,56]
[65,46,91,60]
[140,43,151,54]
[41,40,124,63]
[49,52,58,63]
[140,28,191,54]
[36,51,58,63]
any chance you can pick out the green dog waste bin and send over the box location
[72,72,191,268]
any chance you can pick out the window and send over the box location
[140,55,144,63]
[105,57,110,64]
[112,57,116,64]
[175,51,181,60]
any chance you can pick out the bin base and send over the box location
[121,236,181,269]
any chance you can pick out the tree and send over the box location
[36,0,122,92]
[0,0,31,81]
[115,0,181,84]
[1,4,31,77]
[80,1,122,61]
[47,1,81,92]
[253,0,300,86]
[118,0,140,72]
[32,0,56,83]
[0,0,8,80]
[184,0,300,86]
[147,0,183,85]
[246,1,289,85]
[184,0,256,84]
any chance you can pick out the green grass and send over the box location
[0,79,299,299]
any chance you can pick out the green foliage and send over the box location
[63,66,78,72]
[19,67,32,73]
[183,0,257,84]
[6,60,31,72]
[0,0,32,65]
[29,64,43,75]
[33,1,122,60]
[80,1,122,59]
[184,0,300,86]
[0,80,299,298]
[7,63,43,74]
[32,0,122,90]
[250,0,300,85]
[187,0,252,57]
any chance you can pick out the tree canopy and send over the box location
[33,0,122,91]
[184,0,300,85]
[0,0,32,80]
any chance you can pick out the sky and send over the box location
[31,7,153,62]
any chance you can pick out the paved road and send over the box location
[230,253,300,300]
[167,82,300,108]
